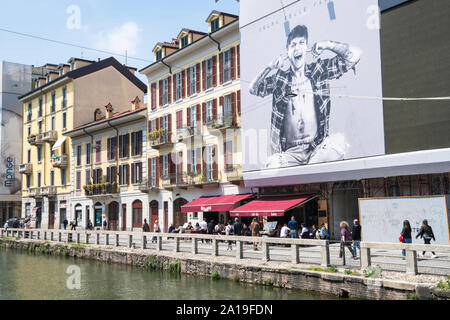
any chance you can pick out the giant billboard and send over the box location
[240,0,385,174]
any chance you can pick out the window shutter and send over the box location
[231,92,237,125]
[172,74,176,101]
[126,164,130,185]
[168,114,172,142]
[219,53,223,85]
[99,168,103,183]
[202,103,206,125]
[187,107,191,127]
[168,77,172,104]
[107,167,111,183]
[202,147,207,177]
[158,156,163,182]
[196,63,201,93]
[151,83,157,110]
[159,80,163,107]
[176,110,182,129]
[237,90,241,115]
[187,149,192,173]
[213,99,218,121]
[113,137,118,160]
[131,163,135,184]
[187,68,191,95]
[212,55,217,87]
[137,131,142,156]
[196,104,201,123]
[213,145,218,180]
[126,134,130,157]
[107,138,111,161]
[119,165,123,185]
[148,158,152,182]
[202,60,206,91]
[237,45,240,78]
[230,47,236,80]
[182,70,186,99]
[138,163,143,183]
[112,166,117,184]
[131,133,136,156]
[196,148,202,175]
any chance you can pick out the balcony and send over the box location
[28,187,41,198]
[40,186,57,197]
[136,179,159,193]
[176,126,202,141]
[148,131,174,149]
[19,163,32,175]
[41,130,58,143]
[185,170,221,188]
[83,183,118,197]
[52,155,69,168]
[28,134,43,146]
[225,165,243,185]
[207,114,241,131]
[161,173,188,190]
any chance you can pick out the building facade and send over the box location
[19,57,146,230]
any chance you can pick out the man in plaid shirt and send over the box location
[249,25,361,168]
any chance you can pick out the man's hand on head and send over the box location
[311,41,331,58]
[270,54,289,70]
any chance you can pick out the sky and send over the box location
[0,0,239,82]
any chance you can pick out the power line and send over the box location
[0,27,153,64]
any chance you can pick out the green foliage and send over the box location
[233,275,240,283]
[169,260,181,274]
[144,256,158,270]
[406,292,418,300]
[363,265,383,278]
[308,266,325,272]
[263,278,274,286]
[325,265,339,273]
[344,269,362,276]
[437,275,450,290]
[210,271,220,281]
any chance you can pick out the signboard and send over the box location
[240,0,385,175]
[359,196,450,245]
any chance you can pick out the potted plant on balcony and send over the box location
[28,134,36,144]
[111,181,118,193]
[198,173,206,182]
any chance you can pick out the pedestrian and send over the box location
[250,218,260,251]
[319,223,330,239]
[288,216,299,238]
[152,220,161,243]
[168,223,175,234]
[142,219,150,232]
[400,220,412,257]
[63,218,68,230]
[242,223,250,236]
[87,219,93,231]
[225,222,234,251]
[280,224,290,238]
[300,223,310,239]
[339,221,356,260]
[311,225,320,239]
[416,219,437,258]
[194,222,201,232]
[351,219,362,258]
[3,221,8,229]
[199,218,208,243]
[233,218,243,236]
[70,220,76,231]
[102,216,108,230]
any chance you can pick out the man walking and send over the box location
[351,219,361,259]
[288,216,299,238]
[233,218,243,236]
[199,218,208,243]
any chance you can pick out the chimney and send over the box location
[105,103,114,119]
[131,96,141,111]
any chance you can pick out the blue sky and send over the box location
[0,0,239,80]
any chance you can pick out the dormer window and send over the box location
[211,17,220,32]
[71,62,76,71]
[156,49,162,61]
[181,35,189,48]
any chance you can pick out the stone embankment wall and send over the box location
[1,239,448,300]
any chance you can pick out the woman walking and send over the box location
[339,221,356,260]
[250,218,260,251]
[401,220,412,257]
[416,220,437,258]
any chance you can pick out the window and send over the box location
[61,169,66,185]
[51,116,55,131]
[205,58,213,89]
[119,134,130,158]
[62,87,67,108]
[224,141,233,171]
[387,178,400,197]
[119,164,129,185]
[85,169,91,186]
[38,121,42,134]
[107,137,117,161]
[206,146,214,181]
[26,175,31,188]
[71,63,75,71]
[206,100,213,124]
[162,155,169,179]
[223,94,232,120]
[131,131,143,156]
[211,17,220,32]
[190,105,197,127]
[62,140,67,155]
[37,172,41,188]
[76,171,81,190]
[189,66,196,96]
[37,146,42,162]
[50,171,55,186]
[93,168,102,184]
[162,78,169,106]
[27,126,31,137]
[190,149,197,174]
[431,176,443,195]
[86,143,91,165]
[76,145,82,166]
[156,49,162,61]
[27,103,32,122]
[181,35,189,48]
[51,92,56,113]
[175,72,182,101]
[223,50,231,83]
[131,162,143,184]
[27,150,31,163]
[38,98,43,117]
[107,166,117,184]
[150,158,157,187]
[95,140,101,163]
[62,112,67,129]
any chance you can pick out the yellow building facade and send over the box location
[19,57,146,229]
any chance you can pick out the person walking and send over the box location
[102,216,108,231]
[3,221,8,229]
[339,221,356,260]
[351,219,362,258]
[416,219,437,258]
[225,222,234,251]
[319,223,329,240]
[400,220,412,257]
[142,219,151,232]
[63,218,68,230]
[288,216,299,238]
[86,219,93,231]
[242,223,250,236]
[233,218,243,236]
[251,218,261,251]
[70,219,76,231]
[199,218,208,243]
[152,220,161,243]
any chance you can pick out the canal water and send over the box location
[0,249,339,300]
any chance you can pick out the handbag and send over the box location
[399,233,404,243]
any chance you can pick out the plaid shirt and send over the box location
[253,56,351,155]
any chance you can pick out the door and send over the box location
[164,201,169,233]
[122,204,127,231]
[132,200,143,229]
[173,198,188,229]
[108,202,119,231]
[150,201,159,231]
[48,201,56,229]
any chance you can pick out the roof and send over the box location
[177,29,207,39]
[66,104,148,135]
[205,10,239,23]
[19,57,147,100]
[153,41,180,52]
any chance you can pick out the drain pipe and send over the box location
[208,33,221,52]
[161,57,172,75]
[82,128,94,183]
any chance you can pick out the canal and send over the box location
[0,249,339,300]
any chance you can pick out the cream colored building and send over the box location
[19,57,146,229]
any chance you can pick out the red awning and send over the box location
[230,195,317,217]
[181,194,255,213]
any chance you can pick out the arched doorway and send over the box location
[108,202,119,231]
[173,198,188,229]
[94,202,103,228]
[132,200,143,229]
[150,200,159,231]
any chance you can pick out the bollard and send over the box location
[128,235,133,248]
[67,233,72,243]
[157,235,162,251]
[105,234,109,246]
[174,237,180,252]
[0,229,3,237]
[50,232,54,241]
[85,233,90,245]
[76,233,81,244]
[30,231,34,240]
[192,237,198,254]
[58,232,62,242]
[142,235,147,249]
[291,243,299,264]
[236,240,243,260]
[37,231,40,240]
[406,250,418,275]
[96,233,100,245]
[321,241,331,267]
[115,234,119,247]
[361,247,371,269]
[44,231,47,241]
[211,238,218,256]
[262,241,270,262]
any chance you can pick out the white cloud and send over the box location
[94,22,142,56]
